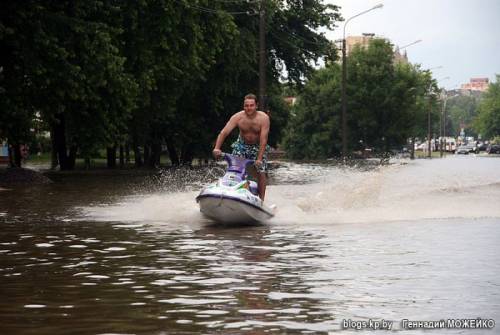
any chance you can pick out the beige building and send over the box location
[342,33,408,64]
[345,33,376,55]
[460,78,489,92]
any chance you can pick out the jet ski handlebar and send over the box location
[220,152,254,165]
[218,153,255,175]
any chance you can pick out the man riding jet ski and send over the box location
[196,153,276,223]
[197,93,276,223]
[212,93,270,201]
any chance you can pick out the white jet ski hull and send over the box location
[196,153,276,224]
[197,193,275,224]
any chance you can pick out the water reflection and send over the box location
[2,216,499,333]
[0,219,338,333]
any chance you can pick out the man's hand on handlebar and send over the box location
[212,148,222,159]
[255,159,263,169]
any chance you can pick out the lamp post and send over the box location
[399,39,422,51]
[341,3,383,158]
[427,65,443,72]
[258,0,267,111]
[422,66,442,158]
[427,76,449,158]
[439,89,448,158]
[440,90,459,157]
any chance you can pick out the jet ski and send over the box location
[196,153,276,224]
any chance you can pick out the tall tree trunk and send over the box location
[53,114,72,170]
[84,157,91,170]
[410,137,415,160]
[107,146,116,168]
[9,143,22,168]
[68,145,77,170]
[180,143,193,167]
[50,128,58,169]
[125,142,130,163]
[143,144,150,167]
[166,140,179,166]
[134,144,142,167]
[132,135,142,167]
[119,145,124,168]
[149,142,161,168]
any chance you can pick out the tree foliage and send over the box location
[284,38,438,159]
[283,63,341,159]
[473,75,500,139]
[1,0,340,168]
[445,95,480,138]
[1,1,138,168]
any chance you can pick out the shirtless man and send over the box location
[212,94,271,200]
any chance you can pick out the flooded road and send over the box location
[1,156,499,334]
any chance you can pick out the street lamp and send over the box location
[427,65,443,72]
[440,90,459,157]
[341,3,383,158]
[399,39,422,51]
[427,76,449,158]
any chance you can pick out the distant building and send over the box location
[460,78,489,92]
[345,33,376,56]
[343,33,408,64]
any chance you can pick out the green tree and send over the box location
[473,75,500,139]
[0,3,38,166]
[1,1,138,169]
[447,95,480,138]
[1,0,340,169]
[120,0,258,166]
[283,63,341,159]
[284,38,437,159]
[133,0,341,165]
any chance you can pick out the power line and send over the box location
[270,26,330,47]
[173,0,258,15]
[269,28,330,55]
[268,29,317,55]
[211,0,258,3]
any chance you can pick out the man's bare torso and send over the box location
[236,110,267,144]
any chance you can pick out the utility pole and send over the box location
[258,0,267,112]
[439,104,443,158]
[427,77,449,158]
[427,97,432,158]
[440,90,447,158]
[341,38,347,158]
[340,4,383,158]
[443,106,447,154]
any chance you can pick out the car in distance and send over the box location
[476,142,488,152]
[487,144,500,154]
[456,145,477,154]
[455,146,469,154]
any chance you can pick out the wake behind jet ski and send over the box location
[196,153,276,224]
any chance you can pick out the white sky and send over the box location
[324,0,500,89]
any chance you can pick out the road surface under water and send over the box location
[1,156,499,334]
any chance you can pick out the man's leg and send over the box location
[257,172,266,201]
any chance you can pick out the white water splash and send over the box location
[80,156,500,225]
[80,190,205,223]
[270,156,500,224]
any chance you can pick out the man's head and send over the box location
[243,93,258,116]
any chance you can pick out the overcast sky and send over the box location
[324,0,500,89]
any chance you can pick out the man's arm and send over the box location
[256,113,270,162]
[213,113,240,157]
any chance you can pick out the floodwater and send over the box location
[1,156,499,334]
